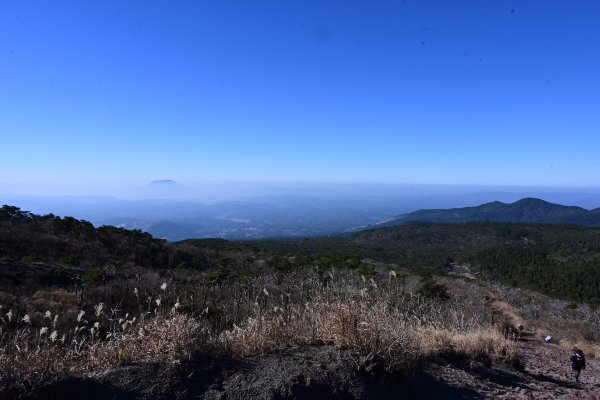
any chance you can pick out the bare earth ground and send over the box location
[511,335,600,400]
[5,334,600,400]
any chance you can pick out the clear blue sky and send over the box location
[1,1,599,186]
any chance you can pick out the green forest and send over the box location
[188,221,600,303]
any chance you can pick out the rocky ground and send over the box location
[4,333,600,400]
[503,335,600,399]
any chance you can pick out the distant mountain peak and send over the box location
[148,180,179,186]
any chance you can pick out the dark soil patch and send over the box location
[4,340,600,400]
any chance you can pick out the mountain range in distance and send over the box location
[379,197,600,228]
[4,178,600,240]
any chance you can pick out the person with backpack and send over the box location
[570,349,586,384]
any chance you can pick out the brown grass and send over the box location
[0,314,203,378]
[217,277,519,373]
[417,327,520,364]
[1,271,521,381]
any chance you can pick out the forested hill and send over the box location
[237,221,600,303]
[0,205,207,270]
[380,197,600,227]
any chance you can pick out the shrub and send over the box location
[58,255,77,266]
[418,279,450,301]
[210,266,234,282]
[82,269,103,285]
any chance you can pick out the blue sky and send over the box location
[1,1,599,187]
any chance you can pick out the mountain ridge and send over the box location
[379,197,600,227]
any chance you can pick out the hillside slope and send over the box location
[3,206,600,399]
[0,205,216,296]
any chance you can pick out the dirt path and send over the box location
[516,335,600,399]
[415,332,600,399]
[490,292,600,399]
[414,288,600,399]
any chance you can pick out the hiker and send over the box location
[570,349,586,384]
[544,335,552,343]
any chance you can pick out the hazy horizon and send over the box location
[4,178,600,241]
[2,178,600,200]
